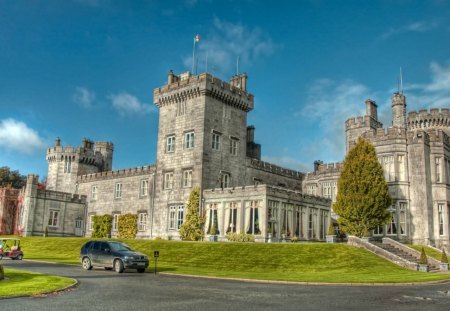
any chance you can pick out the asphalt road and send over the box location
[1,259,450,311]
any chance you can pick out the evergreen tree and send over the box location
[0,166,26,189]
[333,138,392,238]
[179,187,205,241]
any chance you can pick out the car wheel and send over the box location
[82,257,93,270]
[114,259,124,273]
[137,268,146,273]
[16,254,23,260]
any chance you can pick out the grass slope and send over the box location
[407,244,444,262]
[11,236,450,283]
[0,268,75,298]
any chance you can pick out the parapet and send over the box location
[36,189,87,204]
[77,165,156,183]
[247,158,304,180]
[154,72,254,112]
[306,161,343,178]
[360,127,407,141]
[407,108,450,130]
[345,115,382,130]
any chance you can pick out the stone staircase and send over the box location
[347,236,441,271]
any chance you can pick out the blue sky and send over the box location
[1,0,450,180]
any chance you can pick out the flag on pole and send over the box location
[194,34,201,43]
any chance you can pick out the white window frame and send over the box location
[112,214,119,231]
[48,210,59,227]
[89,215,94,231]
[168,204,184,231]
[183,170,192,188]
[212,133,221,150]
[229,138,238,156]
[398,154,405,181]
[436,157,442,183]
[438,203,444,236]
[138,213,148,231]
[164,172,174,190]
[184,131,195,149]
[221,172,231,188]
[177,205,184,229]
[91,185,98,201]
[115,183,122,199]
[140,179,149,197]
[166,135,175,153]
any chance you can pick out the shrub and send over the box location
[92,215,113,238]
[418,247,428,265]
[0,263,4,280]
[118,214,138,239]
[327,223,335,236]
[179,187,205,241]
[441,249,448,264]
[291,235,299,242]
[226,232,255,242]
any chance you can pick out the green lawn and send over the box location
[0,268,76,298]
[12,236,450,283]
[407,244,445,262]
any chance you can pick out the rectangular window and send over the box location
[212,133,221,150]
[75,219,82,229]
[246,201,261,235]
[381,155,395,182]
[168,205,184,231]
[164,172,174,189]
[91,186,98,201]
[387,209,397,235]
[322,182,332,199]
[89,215,94,231]
[64,157,71,173]
[229,138,238,156]
[115,183,122,199]
[438,203,444,236]
[166,135,175,153]
[138,213,147,231]
[227,202,238,233]
[48,210,59,227]
[306,184,317,196]
[140,179,149,197]
[398,155,405,181]
[399,203,407,235]
[183,170,192,188]
[220,172,231,188]
[436,157,442,182]
[184,131,195,149]
[207,203,219,235]
[177,206,184,229]
[112,214,119,231]
[268,200,279,236]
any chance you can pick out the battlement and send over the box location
[426,129,450,146]
[407,108,450,130]
[361,126,407,141]
[77,165,156,183]
[36,189,87,203]
[247,158,304,180]
[306,161,343,177]
[154,72,254,112]
[346,115,383,130]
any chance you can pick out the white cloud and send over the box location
[183,18,275,77]
[109,92,154,116]
[381,21,438,40]
[261,155,311,173]
[0,119,45,154]
[73,87,96,108]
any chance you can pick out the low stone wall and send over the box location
[347,236,417,270]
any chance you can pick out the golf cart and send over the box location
[0,238,23,260]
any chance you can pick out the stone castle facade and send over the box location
[16,71,331,241]
[304,93,450,249]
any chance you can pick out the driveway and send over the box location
[1,259,450,311]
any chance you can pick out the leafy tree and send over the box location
[92,215,113,238]
[333,138,391,238]
[118,214,137,239]
[0,166,26,189]
[179,187,205,241]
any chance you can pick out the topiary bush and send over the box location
[92,215,113,238]
[226,232,255,242]
[441,249,448,264]
[0,263,4,281]
[327,223,335,236]
[118,214,138,239]
[418,247,428,265]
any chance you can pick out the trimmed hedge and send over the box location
[118,214,137,239]
[226,232,255,242]
[91,215,113,238]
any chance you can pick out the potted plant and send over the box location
[209,223,218,242]
[281,227,287,242]
[440,249,448,271]
[266,226,272,243]
[326,223,336,243]
[291,235,299,243]
[417,247,430,272]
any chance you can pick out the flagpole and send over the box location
[192,38,196,74]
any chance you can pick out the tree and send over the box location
[333,138,392,238]
[179,187,205,241]
[0,166,26,189]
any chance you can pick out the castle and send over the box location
[7,69,449,250]
[304,94,450,249]
[13,71,331,242]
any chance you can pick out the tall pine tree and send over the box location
[179,187,205,241]
[334,138,392,238]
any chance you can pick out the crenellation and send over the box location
[247,158,304,179]
[77,165,155,183]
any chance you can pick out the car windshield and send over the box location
[108,242,132,252]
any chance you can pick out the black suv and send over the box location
[80,241,149,273]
